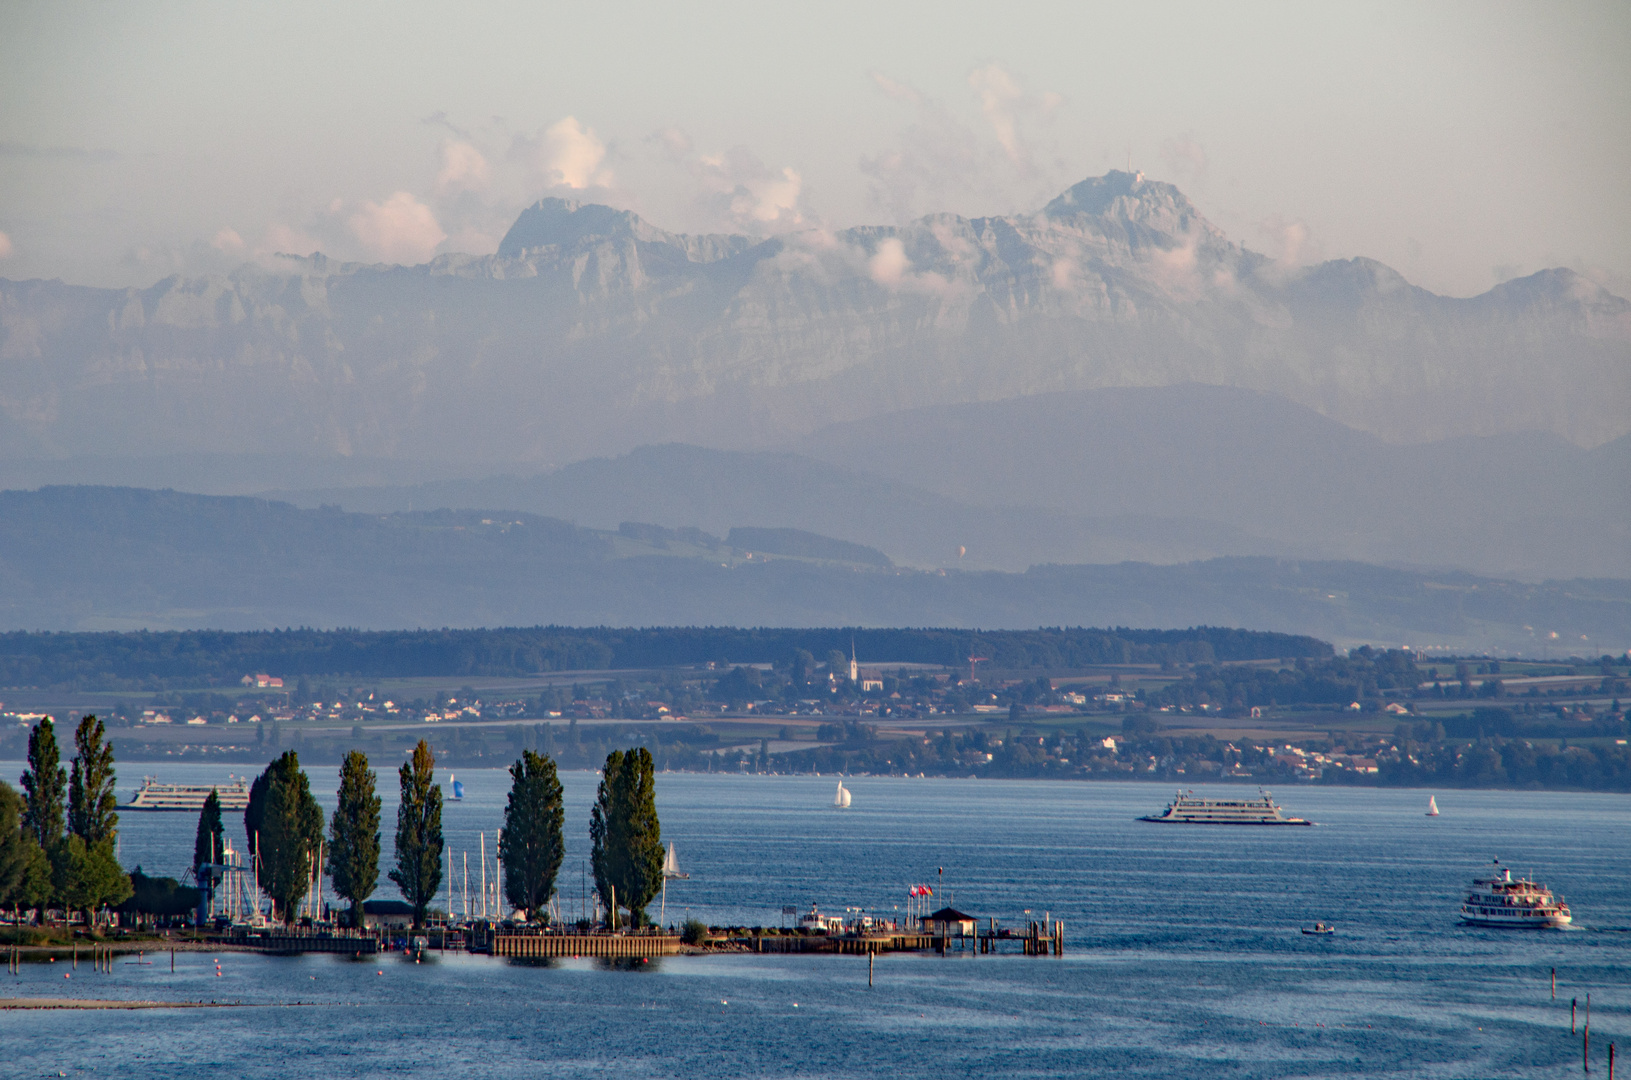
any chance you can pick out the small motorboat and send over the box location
[1302,922,1335,935]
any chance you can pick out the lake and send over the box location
[4,762,1628,1078]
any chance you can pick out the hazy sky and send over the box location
[2,0,1627,297]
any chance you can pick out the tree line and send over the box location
[0,716,132,928]
[0,625,1332,689]
[235,741,663,931]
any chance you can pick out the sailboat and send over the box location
[659,841,689,926]
[450,775,465,801]
[833,780,852,808]
[1426,795,1439,817]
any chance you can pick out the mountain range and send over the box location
[1,485,1625,655]
[253,385,1626,580]
[3,171,1627,471]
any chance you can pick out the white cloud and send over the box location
[968,64,1029,168]
[1258,215,1319,268]
[515,116,612,192]
[861,66,1067,223]
[863,235,962,298]
[869,237,910,287]
[0,231,12,259]
[869,70,922,105]
[655,132,807,233]
[443,226,500,255]
[259,222,320,257]
[211,227,245,253]
[435,139,491,196]
[347,192,446,264]
[1160,136,1208,185]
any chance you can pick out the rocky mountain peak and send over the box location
[496,198,652,258]
[1041,170,1197,223]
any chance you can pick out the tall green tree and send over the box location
[389,740,443,930]
[0,781,42,909]
[589,748,663,928]
[328,750,382,929]
[54,835,130,930]
[20,718,67,850]
[249,752,323,923]
[500,750,564,923]
[193,789,224,870]
[68,715,119,846]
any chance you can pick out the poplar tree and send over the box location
[589,748,662,928]
[193,789,225,870]
[500,750,564,923]
[20,718,66,850]
[248,752,323,923]
[327,750,382,929]
[68,716,119,846]
[57,716,131,929]
[389,740,443,930]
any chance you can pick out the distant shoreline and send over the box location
[0,997,288,1009]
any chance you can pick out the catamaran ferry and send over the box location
[1138,789,1314,825]
[127,776,251,811]
[1459,860,1571,928]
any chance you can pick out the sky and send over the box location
[1,0,1627,298]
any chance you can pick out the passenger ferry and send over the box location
[1138,789,1314,825]
[127,776,251,811]
[1459,860,1571,928]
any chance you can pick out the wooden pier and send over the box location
[490,931,681,959]
[211,929,378,955]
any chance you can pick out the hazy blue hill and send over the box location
[258,386,1628,580]
[796,384,1631,580]
[263,441,1301,573]
[0,485,1624,654]
[726,527,892,567]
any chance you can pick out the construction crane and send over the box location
[967,655,989,683]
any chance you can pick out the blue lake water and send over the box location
[4,762,1629,1078]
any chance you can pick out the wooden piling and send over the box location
[1554,968,1557,1000]
[869,949,874,987]
[1574,998,1578,1033]
[1605,1041,1612,1080]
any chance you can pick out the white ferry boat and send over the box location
[1459,860,1571,928]
[1138,789,1314,825]
[127,776,251,811]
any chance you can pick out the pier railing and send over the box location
[490,929,681,958]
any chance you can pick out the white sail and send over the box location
[834,781,847,807]
[1426,795,1440,816]
[840,786,852,807]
